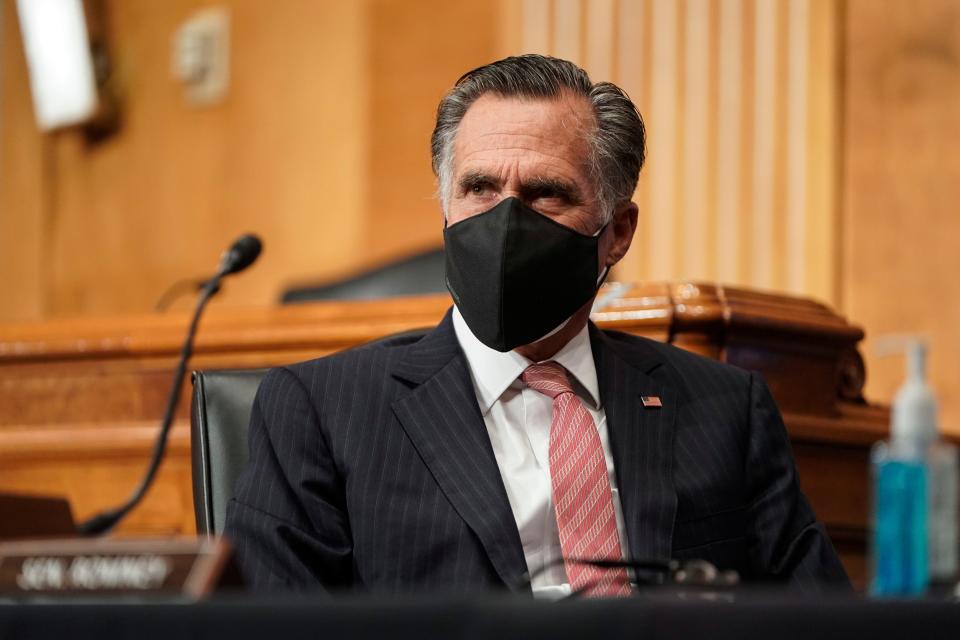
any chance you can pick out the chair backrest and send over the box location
[281,248,445,303]
[190,368,267,536]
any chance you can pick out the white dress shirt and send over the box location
[452,307,630,599]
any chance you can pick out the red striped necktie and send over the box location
[521,361,631,597]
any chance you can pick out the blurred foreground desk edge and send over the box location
[0,282,886,587]
[3,597,960,640]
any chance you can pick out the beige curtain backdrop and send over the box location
[501,0,840,306]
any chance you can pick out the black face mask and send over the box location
[444,197,607,352]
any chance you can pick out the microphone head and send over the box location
[219,234,263,276]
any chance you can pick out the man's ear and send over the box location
[605,201,639,267]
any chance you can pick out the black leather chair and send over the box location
[281,248,446,303]
[190,331,429,536]
[190,368,267,536]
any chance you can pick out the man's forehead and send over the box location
[466,90,593,121]
[452,92,595,172]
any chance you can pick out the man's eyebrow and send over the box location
[457,170,499,190]
[520,177,584,204]
[455,171,585,204]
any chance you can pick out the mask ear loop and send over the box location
[593,219,612,286]
[596,265,610,286]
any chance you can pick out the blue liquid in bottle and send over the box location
[870,443,929,597]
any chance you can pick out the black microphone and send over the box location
[78,234,263,536]
[217,234,262,277]
[152,235,258,313]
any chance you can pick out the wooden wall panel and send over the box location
[361,0,500,269]
[0,0,374,317]
[843,0,960,434]
[46,0,373,317]
[0,1,44,320]
[0,0,501,320]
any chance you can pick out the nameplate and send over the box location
[0,537,238,598]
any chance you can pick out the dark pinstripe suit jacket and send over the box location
[224,309,849,593]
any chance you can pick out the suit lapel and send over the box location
[391,311,529,591]
[591,325,678,563]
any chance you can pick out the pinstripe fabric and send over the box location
[224,308,849,593]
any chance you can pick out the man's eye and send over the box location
[468,183,494,197]
[535,191,567,204]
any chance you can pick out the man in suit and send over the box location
[225,55,849,596]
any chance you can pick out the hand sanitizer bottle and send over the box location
[870,339,956,596]
[928,436,958,584]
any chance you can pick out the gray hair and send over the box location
[430,54,646,223]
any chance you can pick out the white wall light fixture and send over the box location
[16,0,99,131]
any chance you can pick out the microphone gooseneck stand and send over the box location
[78,235,262,536]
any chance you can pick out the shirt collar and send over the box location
[452,306,602,415]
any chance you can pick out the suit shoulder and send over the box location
[275,327,429,383]
[600,329,752,393]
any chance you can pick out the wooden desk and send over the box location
[0,282,884,586]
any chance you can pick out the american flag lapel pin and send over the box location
[641,396,662,408]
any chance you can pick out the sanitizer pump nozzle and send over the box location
[889,340,938,458]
